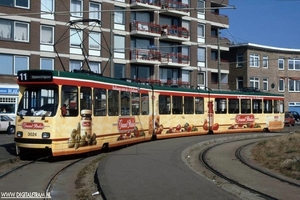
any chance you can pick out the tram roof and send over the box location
[27,70,284,98]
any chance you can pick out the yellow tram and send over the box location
[14,70,285,157]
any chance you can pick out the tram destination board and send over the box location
[18,70,53,82]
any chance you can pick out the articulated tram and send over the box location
[14,70,285,157]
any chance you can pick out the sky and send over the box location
[220,0,300,49]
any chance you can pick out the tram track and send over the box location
[44,157,86,195]
[0,156,49,179]
[198,136,300,200]
[236,142,300,188]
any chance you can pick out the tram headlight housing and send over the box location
[16,131,23,137]
[42,132,50,138]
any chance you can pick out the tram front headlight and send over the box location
[16,131,23,137]
[42,132,50,138]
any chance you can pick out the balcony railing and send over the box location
[134,78,189,87]
[161,25,189,38]
[130,21,161,34]
[161,53,189,64]
[131,0,189,12]
[161,0,189,12]
[130,49,161,61]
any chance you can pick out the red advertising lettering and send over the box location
[82,121,91,127]
[22,122,44,129]
[235,115,255,123]
[118,117,136,132]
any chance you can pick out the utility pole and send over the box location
[217,28,221,89]
[110,11,114,78]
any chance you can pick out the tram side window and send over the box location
[159,95,170,114]
[121,91,130,116]
[172,96,182,114]
[62,86,78,116]
[252,99,262,113]
[228,99,239,114]
[195,97,204,114]
[274,100,284,113]
[264,100,272,113]
[215,98,227,114]
[131,92,140,115]
[108,90,119,116]
[94,88,106,116]
[80,87,92,111]
[241,99,251,113]
[141,93,149,115]
[184,96,194,114]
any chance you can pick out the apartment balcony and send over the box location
[130,0,189,17]
[207,12,229,26]
[209,59,229,71]
[211,0,229,6]
[160,53,189,67]
[130,21,161,38]
[130,49,161,64]
[130,0,160,9]
[206,36,230,48]
[159,0,189,17]
[135,78,189,87]
[160,25,189,42]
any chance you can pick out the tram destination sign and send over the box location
[18,70,53,82]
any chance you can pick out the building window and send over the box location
[70,29,82,47]
[197,47,205,62]
[197,0,205,14]
[131,65,151,80]
[197,72,205,85]
[114,35,125,53]
[288,58,300,70]
[89,2,101,21]
[0,0,30,8]
[114,64,125,79]
[70,0,83,18]
[89,32,101,50]
[263,56,268,68]
[237,77,243,89]
[197,23,204,38]
[0,54,28,75]
[41,25,54,44]
[263,78,268,91]
[278,79,285,91]
[236,54,243,67]
[182,20,190,31]
[182,70,190,85]
[89,62,101,74]
[250,77,259,89]
[70,60,82,72]
[0,19,29,42]
[250,54,259,67]
[289,79,300,92]
[40,58,54,70]
[41,0,53,13]
[114,7,125,25]
[15,56,29,74]
[278,59,284,70]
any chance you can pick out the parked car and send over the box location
[0,114,15,134]
[289,111,300,122]
[285,112,295,126]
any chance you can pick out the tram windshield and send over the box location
[17,86,58,117]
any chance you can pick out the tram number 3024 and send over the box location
[28,132,37,137]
